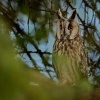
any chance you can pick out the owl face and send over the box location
[56,9,80,40]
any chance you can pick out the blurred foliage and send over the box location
[0,0,100,99]
[0,17,93,100]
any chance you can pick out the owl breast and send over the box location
[52,36,87,85]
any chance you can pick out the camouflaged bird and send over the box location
[52,9,87,85]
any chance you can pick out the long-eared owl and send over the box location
[52,9,87,85]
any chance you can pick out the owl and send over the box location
[52,9,87,85]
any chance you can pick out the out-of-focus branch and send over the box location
[23,44,39,70]
[0,3,53,72]
[65,1,100,52]
[0,2,54,79]
[17,50,52,55]
[42,0,50,11]
[82,0,93,9]
[27,0,56,14]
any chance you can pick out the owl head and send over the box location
[56,9,80,40]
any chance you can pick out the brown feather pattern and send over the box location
[52,10,87,85]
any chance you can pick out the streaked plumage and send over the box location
[52,9,87,85]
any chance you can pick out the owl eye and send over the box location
[68,24,73,30]
[60,24,62,29]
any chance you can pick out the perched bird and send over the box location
[52,9,87,85]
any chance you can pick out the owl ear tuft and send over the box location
[69,10,76,20]
[57,9,63,19]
